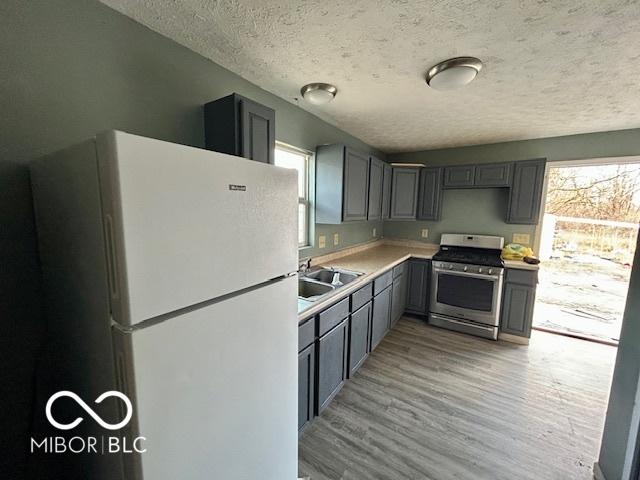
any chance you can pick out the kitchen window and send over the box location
[274,143,311,247]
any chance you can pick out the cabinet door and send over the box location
[381,163,392,220]
[500,282,536,337]
[406,260,430,315]
[239,97,275,164]
[371,285,392,350]
[348,302,371,377]
[342,148,370,222]
[390,168,419,220]
[367,156,384,220]
[390,274,406,328]
[298,343,315,434]
[417,167,443,221]
[316,319,348,413]
[443,165,475,188]
[507,159,546,224]
[475,162,512,187]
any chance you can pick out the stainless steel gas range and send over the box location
[429,234,505,340]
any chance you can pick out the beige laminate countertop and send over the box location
[298,244,438,323]
[297,243,540,323]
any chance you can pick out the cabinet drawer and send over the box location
[298,317,316,352]
[506,268,538,286]
[318,297,350,337]
[351,283,373,312]
[373,270,393,295]
[393,262,407,279]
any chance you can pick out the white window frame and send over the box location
[275,142,312,248]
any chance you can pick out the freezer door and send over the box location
[97,131,298,326]
[119,275,298,480]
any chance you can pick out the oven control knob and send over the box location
[488,269,493,275]
[463,266,468,272]
[448,264,453,270]
[478,268,483,273]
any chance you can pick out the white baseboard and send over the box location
[593,462,607,480]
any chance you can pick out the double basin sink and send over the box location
[298,267,363,308]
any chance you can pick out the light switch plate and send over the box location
[512,233,531,245]
[421,228,429,238]
[333,233,340,246]
[372,228,377,237]
[318,235,326,249]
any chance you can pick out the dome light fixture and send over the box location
[426,57,483,91]
[300,83,338,105]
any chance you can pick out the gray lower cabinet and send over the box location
[381,163,392,220]
[406,259,431,315]
[507,158,546,224]
[371,284,392,350]
[367,156,384,220]
[348,302,372,377]
[204,93,275,164]
[298,343,315,434]
[475,162,512,187]
[500,269,538,337]
[315,144,370,224]
[417,167,443,221]
[316,319,349,414]
[390,168,420,219]
[391,268,407,327]
[443,165,475,188]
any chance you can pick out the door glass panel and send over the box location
[437,274,494,312]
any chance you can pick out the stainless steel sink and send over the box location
[298,278,335,301]
[303,267,362,287]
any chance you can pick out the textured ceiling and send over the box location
[101,0,640,152]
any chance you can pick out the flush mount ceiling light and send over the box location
[300,83,337,105]
[426,57,483,91]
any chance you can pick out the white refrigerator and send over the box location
[31,131,299,479]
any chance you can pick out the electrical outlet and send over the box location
[318,235,326,249]
[421,228,429,238]
[372,228,377,237]
[333,233,340,246]
[512,233,531,245]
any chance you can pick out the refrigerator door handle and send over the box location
[104,214,120,299]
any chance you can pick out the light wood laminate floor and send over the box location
[299,317,617,480]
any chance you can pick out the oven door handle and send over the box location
[433,268,501,281]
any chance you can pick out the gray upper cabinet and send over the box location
[204,93,275,164]
[507,158,546,224]
[315,145,371,223]
[406,259,431,315]
[417,167,443,221]
[367,156,384,220]
[475,162,512,187]
[381,163,392,220]
[443,165,475,188]
[500,269,538,337]
[389,168,420,220]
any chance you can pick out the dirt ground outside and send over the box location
[533,255,632,342]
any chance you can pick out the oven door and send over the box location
[430,266,503,326]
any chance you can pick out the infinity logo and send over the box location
[45,391,132,431]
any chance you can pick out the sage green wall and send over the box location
[0,0,381,477]
[385,128,640,247]
[598,234,640,480]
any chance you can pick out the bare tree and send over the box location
[546,164,640,222]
